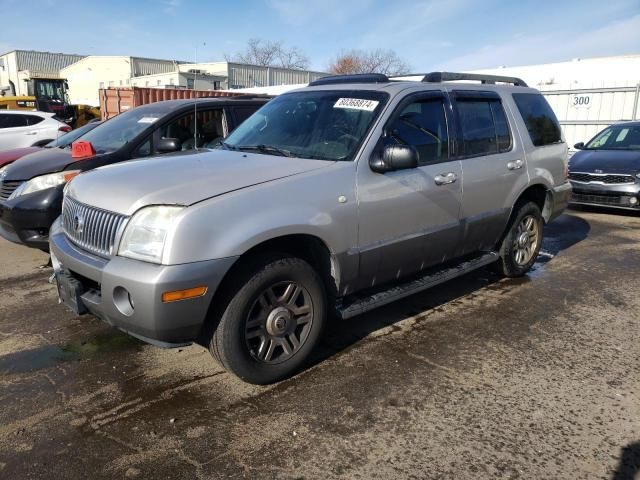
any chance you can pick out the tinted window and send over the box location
[25,115,44,126]
[512,93,562,146]
[386,97,449,165]
[458,100,497,156]
[0,114,28,128]
[491,102,512,152]
[457,99,513,156]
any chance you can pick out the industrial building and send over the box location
[0,50,85,97]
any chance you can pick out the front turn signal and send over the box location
[161,286,208,303]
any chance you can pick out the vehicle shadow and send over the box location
[612,441,640,480]
[309,213,591,370]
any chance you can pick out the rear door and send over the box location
[356,91,463,288]
[450,90,529,253]
[0,114,31,149]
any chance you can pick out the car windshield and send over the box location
[585,125,640,150]
[78,108,165,154]
[45,121,101,148]
[222,90,388,161]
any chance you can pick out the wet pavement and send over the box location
[0,207,639,479]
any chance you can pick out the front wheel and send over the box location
[495,202,543,277]
[209,255,326,384]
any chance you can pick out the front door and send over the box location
[356,91,463,289]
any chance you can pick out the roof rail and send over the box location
[422,71,528,87]
[309,73,390,86]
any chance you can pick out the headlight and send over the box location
[9,170,80,199]
[0,165,7,177]
[636,173,640,179]
[117,206,183,264]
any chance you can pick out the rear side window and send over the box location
[512,93,562,146]
[0,114,28,128]
[457,99,512,156]
[25,115,44,126]
[386,97,449,165]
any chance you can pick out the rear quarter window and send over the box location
[25,115,45,126]
[512,93,562,147]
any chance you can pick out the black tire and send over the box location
[209,254,326,385]
[495,201,543,278]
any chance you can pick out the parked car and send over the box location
[0,110,72,150]
[0,120,102,169]
[49,72,570,384]
[569,121,640,210]
[0,97,269,250]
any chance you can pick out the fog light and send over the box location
[114,286,134,316]
[630,197,638,206]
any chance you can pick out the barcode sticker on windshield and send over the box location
[137,117,159,124]
[334,98,379,111]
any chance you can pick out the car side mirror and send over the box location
[574,142,585,150]
[157,137,180,153]
[370,144,419,173]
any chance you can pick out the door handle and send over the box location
[507,159,524,170]
[434,172,457,185]
[25,131,38,135]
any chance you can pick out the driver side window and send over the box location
[386,98,449,166]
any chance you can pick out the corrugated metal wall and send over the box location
[131,58,181,77]
[226,63,327,89]
[99,87,243,120]
[543,86,640,147]
[15,50,85,74]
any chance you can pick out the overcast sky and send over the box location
[1,0,639,71]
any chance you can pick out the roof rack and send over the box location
[306,71,528,88]
[309,73,390,86]
[420,71,528,87]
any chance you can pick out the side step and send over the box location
[337,252,499,319]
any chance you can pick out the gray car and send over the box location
[49,72,571,384]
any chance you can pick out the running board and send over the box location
[337,252,499,319]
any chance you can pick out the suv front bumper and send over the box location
[49,218,238,347]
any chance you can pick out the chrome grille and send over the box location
[569,172,636,185]
[0,181,23,201]
[62,196,128,257]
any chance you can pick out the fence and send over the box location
[541,85,640,148]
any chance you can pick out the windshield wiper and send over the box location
[235,144,293,157]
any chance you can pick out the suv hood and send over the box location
[66,149,334,215]
[569,149,640,174]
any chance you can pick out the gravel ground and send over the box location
[0,207,638,479]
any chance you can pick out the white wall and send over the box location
[62,56,133,106]
[0,52,21,95]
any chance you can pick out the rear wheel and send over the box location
[209,255,326,384]
[495,201,543,277]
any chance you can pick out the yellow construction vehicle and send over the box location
[0,76,99,127]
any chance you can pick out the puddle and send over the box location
[0,332,142,374]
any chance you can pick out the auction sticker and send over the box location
[334,98,379,111]
[137,116,160,124]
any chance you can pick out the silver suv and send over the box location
[49,72,571,384]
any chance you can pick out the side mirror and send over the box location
[574,142,585,150]
[370,144,419,173]
[157,137,180,153]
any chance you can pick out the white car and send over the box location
[0,110,71,150]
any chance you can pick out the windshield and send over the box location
[46,121,101,148]
[78,107,165,154]
[222,90,388,161]
[585,125,640,150]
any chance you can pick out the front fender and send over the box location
[163,162,358,265]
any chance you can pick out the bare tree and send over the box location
[328,49,410,76]
[225,39,310,70]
